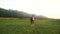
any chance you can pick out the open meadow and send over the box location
[0,18,60,34]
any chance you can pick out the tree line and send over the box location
[0,8,52,19]
[0,8,31,18]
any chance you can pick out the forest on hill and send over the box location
[0,8,31,18]
[0,8,53,19]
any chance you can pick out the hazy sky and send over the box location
[0,0,60,19]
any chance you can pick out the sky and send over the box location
[0,0,60,19]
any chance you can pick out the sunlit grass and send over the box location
[0,19,60,34]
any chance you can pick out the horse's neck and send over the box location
[31,16,34,18]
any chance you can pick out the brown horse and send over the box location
[30,15,35,24]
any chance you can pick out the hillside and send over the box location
[0,8,31,18]
[0,8,54,19]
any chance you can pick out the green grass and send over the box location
[0,19,60,34]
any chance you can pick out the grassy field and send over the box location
[0,18,60,34]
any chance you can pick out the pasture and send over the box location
[0,18,60,34]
